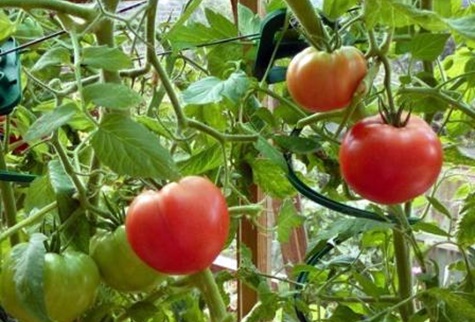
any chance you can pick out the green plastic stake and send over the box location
[0,38,22,116]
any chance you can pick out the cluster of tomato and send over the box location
[1,176,230,321]
[286,46,443,205]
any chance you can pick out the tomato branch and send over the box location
[0,0,95,20]
[0,202,58,244]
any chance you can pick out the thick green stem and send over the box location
[0,142,19,246]
[191,268,232,322]
[95,0,122,84]
[392,207,415,322]
[420,0,434,75]
[0,0,95,20]
[283,0,328,51]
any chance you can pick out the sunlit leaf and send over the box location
[83,83,143,110]
[91,114,179,180]
[276,199,305,243]
[82,46,132,71]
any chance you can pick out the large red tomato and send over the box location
[286,46,367,113]
[339,114,443,205]
[125,176,230,275]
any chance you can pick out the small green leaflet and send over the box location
[91,114,180,180]
[31,47,70,71]
[277,199,305,243]
[445,15,475,41]
[0,10,15,42]
[323,0,358,20]
[83,83,143,110]
[252,159,296,199]
[25,103,78,142]
[10,233,51,322]
[409,33,450,61]
[182,71,250,106]
[426,288,475,320]
[177,144,224,176]
[456,194,475,247]
[82,46,133,71]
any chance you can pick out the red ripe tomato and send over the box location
[339,114,443,205]
[125,176,230,275]
[286,46,367,113]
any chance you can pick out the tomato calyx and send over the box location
[378,99,412,128]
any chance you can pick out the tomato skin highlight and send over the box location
[286,46,367,113]
[1,250,100,322]
[125,176,230,275]
[339,114,443,205]
[90,225,166,292]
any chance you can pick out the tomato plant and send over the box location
[1,248,100,322]
[339,114,443,205]
[125,176,230,275]
[286,46,367,113]
[90,225,166,292]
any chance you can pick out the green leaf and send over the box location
[177,144,224,176]
[254,136,287,171]
[314,217,392,244]
[426,196,451,218]
[204,8,237,38]
[83,83,143,110]
[0,11,15,42]
[273,135,321,154]
[31,47,70,71]
[207,44,244,78]
[238,3,261,35]
[323,0,358,20]
[456,194,475,247]
[426,288,475,320]
[163,0,203,42]
[365,0,446,30]
[413,221,451,237]
[434,0,462,18]
[82,46,132,71]
[252,159,296,199]
[352,272,385,297]
[328,305,364,321]
[25,103,78,142]
[91,114,179,180]
[10,234,50,322]
[24,176,56,214]
[276,199,305,243]
[182,71,250,106]
[445,15,475,41]
[409,33,451,61]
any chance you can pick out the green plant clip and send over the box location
[0,38,22,116]
[253,9,308,84]
[0,38,36,184]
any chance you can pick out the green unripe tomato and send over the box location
[1,250,100,322]
[90,225,166,292]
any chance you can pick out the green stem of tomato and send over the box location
[0,0,95,19]
[283,0,329,51]
[391,206,415,322]
[0,141,20,246]
[0,202,58,244]
[191,268,232,322]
